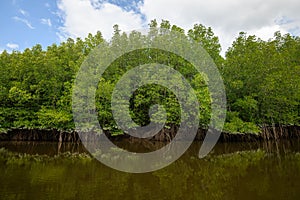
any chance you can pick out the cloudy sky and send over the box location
[1,0,300,54]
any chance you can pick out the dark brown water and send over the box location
[0,140,300,200]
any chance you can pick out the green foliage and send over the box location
[224,31,300,129]
[37,107,73,130]
[0,19,299,135]
[224,113,261,134]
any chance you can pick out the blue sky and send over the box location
[0,0,144,52]
[1,0,62,51]
[1,0,300,54]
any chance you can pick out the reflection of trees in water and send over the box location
[2,148,300,199]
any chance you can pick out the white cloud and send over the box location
[57,0,144,41]
[13,16,35,29]
[6,43,19,49]
[56,0,300,54]
[41,18,52,27]
[140,0,300,54]
[248,25,287,40]
[19,9,29,16]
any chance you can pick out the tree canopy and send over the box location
[0,20,299,134]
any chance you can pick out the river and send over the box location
[0,140,300,199]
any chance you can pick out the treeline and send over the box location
[0,19,299,134]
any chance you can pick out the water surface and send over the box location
[0,140,300,200]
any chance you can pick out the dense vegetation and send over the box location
[0,19,299,134]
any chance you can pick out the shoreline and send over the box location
[0,125,299,143]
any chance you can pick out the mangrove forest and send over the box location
[0,19,299,138]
